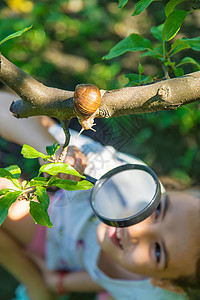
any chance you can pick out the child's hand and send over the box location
[25,251,66,295]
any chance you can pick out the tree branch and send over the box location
[99,72,200,118]
[0,53,200,122]
[0,54,74,120]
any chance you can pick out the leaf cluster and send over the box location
[0,1,127,90]
[105,0,200,85]
[103,1,200,184]
[0,144,93,228]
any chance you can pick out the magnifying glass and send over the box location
[85,164,161,228]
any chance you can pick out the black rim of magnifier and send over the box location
[89,164,161,228]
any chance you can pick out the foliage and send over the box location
[0,25,32,45]
[102,0,200,185]
[0,1,199,189]
[0,0,126,90]
[0,143,93,227]
[0,1,200,299]
[105,1,200,83]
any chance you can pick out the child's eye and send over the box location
[155,242,161,263]
[155,202,161,219]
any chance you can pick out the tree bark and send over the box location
[99,73,200,118]
[0,54,74,120]
[0,53,200,120]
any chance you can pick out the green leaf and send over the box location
[165,0,186,17]
[132,0,155,16]
[0,191,21,226]
[0,25,32,46]
[36,186,49,210]
[46,143,60,157]
[138,62,144,76]
[174,67,184,76]
[103,34,152,60]
[30,201,53,228]
[21,144,50,160]
[29,177,48,187]
[125,73,153,86]
[151,24,164,42]
[125,73,140,85]
[22,181,28,189]
[118,0,129,8]
[162,10,188,41]
[0,168,21,189]
[4,165,21,179]
[9,179,21,189]
[164,60,175,68]
[48,178,93,191]
[39,163,85,178]
[183,36,200,51]
[170,39,190,56]
[140,46,164,60]
[170,37,200,57]
[176,57,200,68]
[0,188,16,196]
[141,76,153,84]
[0,168,15,180]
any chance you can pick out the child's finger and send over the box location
[59,146,88,181]
[68,157,87,181]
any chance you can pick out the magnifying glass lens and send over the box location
[90,164,161,227]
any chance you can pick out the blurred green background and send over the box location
[0,0,200,299]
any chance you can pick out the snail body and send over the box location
[73,84,101,132]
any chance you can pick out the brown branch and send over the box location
[0,54,75,120]
[0,53,200,123]
[99,73,200,118]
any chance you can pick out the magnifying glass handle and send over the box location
[84,174,97,184]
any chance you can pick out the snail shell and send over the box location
[73,84,101,132]
[73,84,101,116]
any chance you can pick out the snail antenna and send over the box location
[76,127,85,138]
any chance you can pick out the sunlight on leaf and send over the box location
[46,143,60,157]
[21,144,50,160]
[162,10,188,41]
[48,177,93,191]
[29,177,48,187]
[4,165,21,179]
[0,25,32,46]
[0,168,21,189]
[39,163,85,178]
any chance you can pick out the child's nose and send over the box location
[126,219,159,242]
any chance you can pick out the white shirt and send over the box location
[45,125,187,300]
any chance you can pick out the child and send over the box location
[0,92,199,300]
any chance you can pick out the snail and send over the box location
[73,84,101,135]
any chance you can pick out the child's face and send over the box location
[97,191,200,281]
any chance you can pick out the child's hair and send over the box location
[173,204,200,299]
[160,178,200,298]
[171,186,200,299]
[173,255,200,289]
[172,261,200,300]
